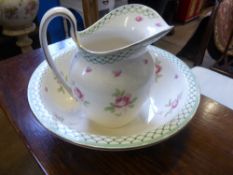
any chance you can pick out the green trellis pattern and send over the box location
[78,46,138,64]
[79,4,160,36]
[28,44,200,150]
[76,4,166,64]
[78,36,169,64]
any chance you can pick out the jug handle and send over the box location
[39,7,80,96]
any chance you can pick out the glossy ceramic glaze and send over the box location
[27,41,200,150]
[39,4,173,127]
[0,0,39,29]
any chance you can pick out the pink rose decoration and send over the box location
[44,86,48,92]
[155,64,162,74]
[114,95,131,108]
[135,16,143,22]
[73,87,84,101]
[155,22,162,27]
[104,89,137,116]
[113,70,122,77]
[85,67,92,73]
[166,93,182,109]
[144,59,148,64]
[171,99,179,108]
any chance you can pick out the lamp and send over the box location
[0,0,39,53]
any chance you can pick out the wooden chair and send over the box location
[211,32,233,78]
[177,0,233,77]
[82,0,99,27]
[184,0,233,109]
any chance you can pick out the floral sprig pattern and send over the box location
[155,22,162,27]
[164,92,182,117]
[73,87,90,106]
[113,70,122,77]
[135,15,143,22]
[53,72,68,94]
[154,59,162,82]
[51,72,90,106]
[85,67,92,73]
[105,89,137,116]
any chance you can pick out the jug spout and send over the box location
[77,4,173,64]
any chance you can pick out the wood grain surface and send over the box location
[0,40,233,175]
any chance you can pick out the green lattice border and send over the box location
[76,4,170,64]
[79,4,160,36]
[28,44,200,150]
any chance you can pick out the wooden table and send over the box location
[0,40,233,175]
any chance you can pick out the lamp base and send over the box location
[3,23,36,54]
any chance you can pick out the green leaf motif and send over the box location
[84,101,90,106]
[129,105,134,108]
[105,106,115,113]
[105,89,138,116]
[57,86,65,94]
[113,88,121,97]
[115,113,122,117]
[120,90,125,96]
[65,75,68,82]
[130,97,137,104]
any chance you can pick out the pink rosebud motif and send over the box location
[114,95,131,108]
[44,86,48,92]
[144,59,148,64]
[170,99,179,109]
[135,16,143,22]
[73,87,84,101]
[174,74,179,79]
[155,22,162,27]
[104,89,137,116]
[85,67,92,73]
[113,70,122,77]
[154,60,163,82]
[155,64,162,74]
[164,93,182,117]
[166,93,182,109]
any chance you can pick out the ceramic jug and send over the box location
[39,4,172,128]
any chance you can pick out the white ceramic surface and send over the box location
[39,4,173,128]
[28,42,200,150]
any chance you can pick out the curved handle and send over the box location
[39,7,80,96]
